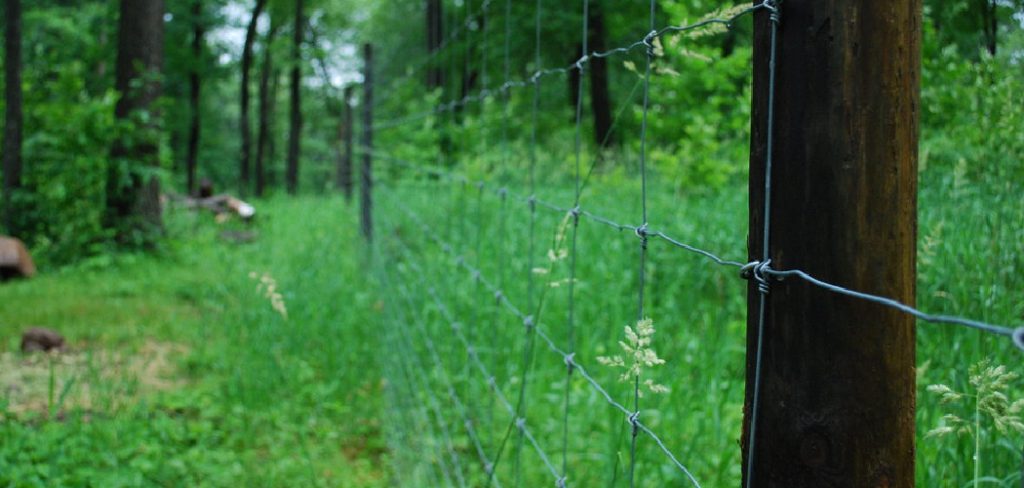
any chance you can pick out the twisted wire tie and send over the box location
[1014,328,1024,351]
[764,0,781,23]
[472,269,481,282]
[487,376,498,389]
[575,55,589,72]
[635,223,650,250]
[628,411,640,437]
[515,417,526,431]
[740,259,774,294]
[494,290,504,304]
[523,315,535,331]
[642,30,658,57]
[527,195,537,212]
[570,206,581,226]
[564,352,576,374]
[556,476,568,488]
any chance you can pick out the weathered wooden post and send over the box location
[338,85,354,201]
[743,0,920,486]
[360,44,374,242]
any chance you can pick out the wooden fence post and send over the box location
[360,44,374,242]
[743,0,920,486]
[339,85,354,201]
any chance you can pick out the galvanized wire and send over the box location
[372,1,1024,486]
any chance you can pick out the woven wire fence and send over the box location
[362,0,1024,486]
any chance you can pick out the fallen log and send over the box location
[167,194,256,221]
[0,236,36,280]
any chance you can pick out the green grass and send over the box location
[0,196,387,487]
[0,166,1020,487]
[373,159,1023,487]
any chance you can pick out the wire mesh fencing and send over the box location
[359,0,1024,486]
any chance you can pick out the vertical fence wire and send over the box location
[744,3,781,486]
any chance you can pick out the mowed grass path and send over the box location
[0,196,387,487]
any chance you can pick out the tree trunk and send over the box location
[982,0,997,56]
[426,0,443,90]
[107,0,165,244]
[186,0,203,196]
[588,1,614,147]
[3,0,23,235]
[241,0,268,197]
[255,22,279,198]
[742,1,920,486]
[286,0,304,195]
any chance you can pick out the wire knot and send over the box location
[570,206,581,225]
[515,417,526,431]
[764,0,781,23]
[741,259,774,294]
[642,30,659,56]
[523,315,535,331]
[494,290,503,304]
[498,187,508,199]
[487,376,497,389]
[564,352,576,374]
[575,54,589,72]
[628,411,640,437]
[556,476,568,488]
[472,269,481,282]
[1013,327,1024,352]
[527,195,537,212]
[476,180,485,191]
[635,223,650,249]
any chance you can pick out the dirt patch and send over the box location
[0,340,188,416]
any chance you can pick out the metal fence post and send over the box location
[339,85,354,201]
[360,43,374,242]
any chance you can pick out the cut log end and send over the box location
[0,237,37,280]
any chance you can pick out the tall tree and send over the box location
[425,0,443,90]
[587,0,613,147]
[255,21,279,198]
[186,0,204,195]
[3,0,23,235]
[107,0,166,243]
[286,0,304,195]
[241,0,268,196]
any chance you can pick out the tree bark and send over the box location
[186,0,203,196]
[587,1,614,147]
[107,0,166,243]
[286,0,304,195]
[255,22,279,198]
[3,0,23,235]
[240,0,268,197]
[426,0,443,90]
[981,0,997,56]
[742,1,920,486]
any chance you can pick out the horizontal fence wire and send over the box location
[367,148,1024,349]
[385,195,703,486]
[386,270,505,487]
[369,0,1024,485]
[387,235,567,486]
[374,2,775,131]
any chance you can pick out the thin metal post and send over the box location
[361,44,374,242]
